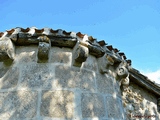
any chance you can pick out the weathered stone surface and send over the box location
[49,36,77,48]
[81,93,105,118]
[15,46,36,63]
[122,82,160,119]
[50,47,72,64]
[37,41,50,62]
[0,90,38,119]
[97,54,114,74]
[113,79,121,98]
[88,43,105,58]
[0,37,15,61]
[55,65,95,92]
[106,96,123,119]
[41,90,74,118]
[96,74,114,94]
[54,65,76,88]
[38,36,50,43]
[82,55,98,71]
[79,69,95,92]
[0,66,19,89]
[73,43,89,67]
[51,52,71,64]
[116,62,129,88]
[20,64,53,89]
[117,66,128,78]
[16,33,39,45]
[14,32,77,47]
[0,64,9,78]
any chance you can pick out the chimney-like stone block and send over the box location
[37,36,51,62]
[72,42,89,67]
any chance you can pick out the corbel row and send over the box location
[0,36,51,63]
[1,27,130,62]
[0,36,130,87]
[97,53,130,89]
[72,41,130,90]
[0,36,104,63]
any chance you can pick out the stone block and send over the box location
[41,90,74,118]
[0,90,38,119]
[96,74,114,94]
[50,52,71,64]
[0,66,19,89]
[81,93,105,118]
[54,65,76,88]
[82,55,98,71]
[113,79,121,98]
[55,65,95,92]
[50,47,72,64]
[20,64,53,89]
[87,42,105,58]
[15,46,36,63]
[79,69,95,92]
[106,96,123,119]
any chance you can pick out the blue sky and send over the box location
[0,0,160,82]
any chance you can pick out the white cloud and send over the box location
[142,70,160,84]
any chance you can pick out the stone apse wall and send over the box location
[0,27,159,120]
[0,46,125,120]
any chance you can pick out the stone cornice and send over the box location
[129,68,160,97]
[0,27,128,59]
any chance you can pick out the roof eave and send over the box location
[129,68,160,97]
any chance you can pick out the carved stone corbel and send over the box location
[72,41,89,67]
[0,37,15,61]
[37,36,51,62]
[117,66,129,79]
[116,61,130,90]
[97,54,115,74]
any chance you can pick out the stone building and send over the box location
[0,27,160,120]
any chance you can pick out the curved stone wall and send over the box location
[0,45,126,120]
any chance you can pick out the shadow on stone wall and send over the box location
[0,64,19,90]
[0,53,124,119]
[41,90,74,119]
[0,90,38,119]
